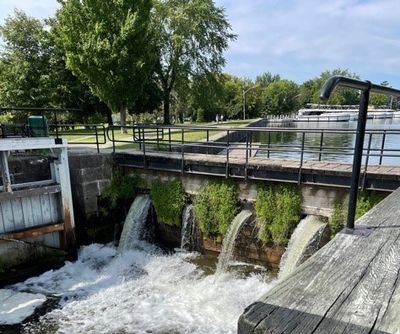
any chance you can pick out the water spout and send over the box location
[215,210,253,275]
[180,204,198,251]
[118,195,152,252]
[279,215,326,279]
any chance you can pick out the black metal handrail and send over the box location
[321,76,400,232]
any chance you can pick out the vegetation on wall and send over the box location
[328,201,346,239]
[255,184,302,246]
[328,191,386,238]
[150,179,186,226]
[193,181,239,236]
[101,168,137,209]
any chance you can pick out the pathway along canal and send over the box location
[254,118,400,165]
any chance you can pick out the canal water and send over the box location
[254,118,400,165]
[13,243,273,334]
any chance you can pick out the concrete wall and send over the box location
[129,168,349,217]
[68,152,113,221]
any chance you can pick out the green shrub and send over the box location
[356,191,385,220]
[328,191,385,238]
[150,179,186,226]
[193,181,239,236]
[101,168,137,208]
[255,184,301,246]
[328,201,346,239]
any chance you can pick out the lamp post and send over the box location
[242,85,259,120]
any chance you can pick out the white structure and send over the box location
[0,137,75,267]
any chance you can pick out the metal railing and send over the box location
[106,123,400,178]
[321,76,400,232]
[0,123,106,153]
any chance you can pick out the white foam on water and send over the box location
[0,289,46,325]
[17,243,273,334]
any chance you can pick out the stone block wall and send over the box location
[68,152,113,221]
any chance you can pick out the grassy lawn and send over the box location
[49,118,257,148]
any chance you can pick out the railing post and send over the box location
[226,130,230,178]
[362,133,373,190]
[318,130,324,161]
[207,129,209,155]
[54,110,59,139]
[245,130,249,180]
[346,84,371,231]
[168,128,172,152]
[142,127,146,168]
[95,126,99,153]
[181,128,184,173]
[111,126,116,153]
[267,131,271,158]
[298,132,305,184]
[379,130,386,165]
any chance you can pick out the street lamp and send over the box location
[242,84,259,120]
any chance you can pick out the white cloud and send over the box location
[0,0,58,23]
[216,0,400,85]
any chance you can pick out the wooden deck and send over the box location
[239,187,400,334]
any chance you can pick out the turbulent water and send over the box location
[118,194,152,252]
[180,204,198,251]
[15,243,271,334]
[215,210,253,275]
[279,215,326,279]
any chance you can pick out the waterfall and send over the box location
[180,204,198,251]
[278,215,326,279]
[215,210,253,275]
[118,195,152,252]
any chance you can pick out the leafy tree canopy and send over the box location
[152,0,236,124]
[264,79,300,116]
[56,0,157,128]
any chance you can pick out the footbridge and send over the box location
[109,124,400,192]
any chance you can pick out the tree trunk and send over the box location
[163,93,171,125]
[106,108,113,125]
[120,105,127,134]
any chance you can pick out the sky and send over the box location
[1,0,400,87]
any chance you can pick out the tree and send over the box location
[369,81,390,108]
[264,80,300,116]
[152,0,236,124]
[189,73,224,122]
[0,10,49,108]
[0,10,112,123]
[300,69,360,106]
[56,0,156,131]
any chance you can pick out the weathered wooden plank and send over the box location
[0,223,64,243]
[1,200,15,233]
[0,185,60,201]
[30,196,43,226]
[0,202,5,233]
[239,187,400,334]
[40,194,52,224]
[21,196,34,228]
[11,198,25,231]
[48,193,61,223]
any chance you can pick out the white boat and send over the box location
[296,109,351,122]
[297,106,397,122]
